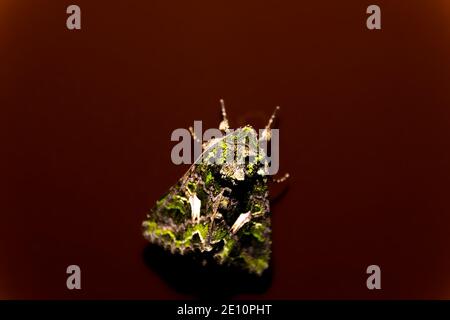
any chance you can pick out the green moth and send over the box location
[142,100,288,275]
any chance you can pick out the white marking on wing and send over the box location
[230,211,252,234]
[189,193,201,223]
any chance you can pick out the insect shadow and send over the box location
[141,181,289,299]
[142,244,273,299]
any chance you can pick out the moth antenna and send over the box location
[189,126,201,144]
[219,99,230,131]
[265,106,280,131]
[273,173,290,183]
[261,106,280,141]
[220,99,228,122]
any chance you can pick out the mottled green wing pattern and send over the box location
[143,103,285,276]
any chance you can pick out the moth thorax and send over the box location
[220,163,245,181]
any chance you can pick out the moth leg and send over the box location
[261,106,280,141]
[219,99,230,132]
[188,126,201,144]
[272,173,290,183]
[266,105,280,129]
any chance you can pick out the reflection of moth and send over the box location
[142,100,288,275]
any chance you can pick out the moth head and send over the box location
[200,101,280,181]
[215,126,269,181]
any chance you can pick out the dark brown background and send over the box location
[1,0,449,299]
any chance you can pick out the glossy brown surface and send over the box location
[1,0,449,299]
